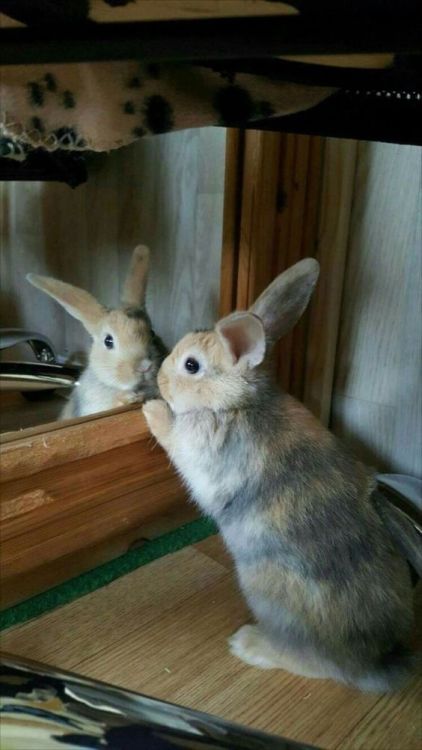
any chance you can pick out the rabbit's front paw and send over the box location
[229,625,281,669]
[143,399,172,446]
[118,391,145,407]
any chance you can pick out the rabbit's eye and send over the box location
[184,357,200,374]
[104,334,114,350]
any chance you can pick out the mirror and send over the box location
[0,127,227,434]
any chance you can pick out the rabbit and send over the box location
[143,257,418,693]
[27,245,167,419]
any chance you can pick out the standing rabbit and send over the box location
[143,258,417,692]
[27,245,166,419]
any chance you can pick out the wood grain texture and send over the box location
[0,488,55,522]
[274,133,306,391]
[91,0,298,23]
[230,131,325,400]
[0,406,149,480]
[337,683,422,750]
[219,129,243,317]
[332,142,422,477]
[236,131,281,310]
[0,436,187,608]
[303,138,358,425]
[289,136,324,399]
[195,534,234,570]
[2,541,421,749]
[224,130,325,402]
[274,134,323,397]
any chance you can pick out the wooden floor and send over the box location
[2,536,421,749]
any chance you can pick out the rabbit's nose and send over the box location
[139,359,152,373]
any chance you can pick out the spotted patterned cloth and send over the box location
[0,0,403,160]
[0,0,339,160]
[0,60,333,160]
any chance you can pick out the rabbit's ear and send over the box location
[216,312,265,368]
[250,258,320,345]
[26,274,104,334]
[121,245,150,307]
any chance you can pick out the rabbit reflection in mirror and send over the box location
[27,245,167,419]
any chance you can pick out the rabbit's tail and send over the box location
[353,643,419,692]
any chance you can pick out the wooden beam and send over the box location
[303,139,358,424]
[236,130,281,309]
[219,129,244,318]
[229,130,325,401]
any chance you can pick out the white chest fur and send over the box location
[170,417,222,513]
[169,409,258,518]
[75,369,121,416]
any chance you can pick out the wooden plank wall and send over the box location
[0,128,226,364]
[226,130,332,413]
[303,139,358,424]
[331,142,422,478]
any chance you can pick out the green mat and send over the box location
[0,517,217,632]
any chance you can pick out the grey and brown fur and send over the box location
[143,258,417,692]
[27,245,166,419]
